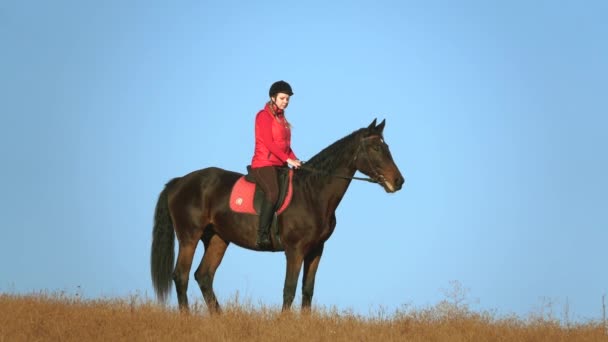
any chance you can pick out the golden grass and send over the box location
[1,292,606,342]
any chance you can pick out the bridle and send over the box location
[298,135,384,184]
[355,135,386,184]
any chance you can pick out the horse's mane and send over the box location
[305,128,365,169]
[295,127,367,188]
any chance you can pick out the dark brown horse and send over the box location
[151,119,404,312]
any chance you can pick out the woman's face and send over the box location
[272,93,290,110]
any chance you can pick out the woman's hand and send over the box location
[287,158,302,169]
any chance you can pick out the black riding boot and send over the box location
[256,200,275,250]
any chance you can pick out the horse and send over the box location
[150,118,404,313]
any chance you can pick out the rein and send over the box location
[298,164,379,183]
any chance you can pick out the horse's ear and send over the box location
[367,118,377,130]
[375,119,386,133]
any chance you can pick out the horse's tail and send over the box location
[150,177,180,304]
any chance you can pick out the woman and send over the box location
[250,80,302,249]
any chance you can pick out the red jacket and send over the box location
[251,103,297,168]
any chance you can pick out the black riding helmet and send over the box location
[269,80,294,97]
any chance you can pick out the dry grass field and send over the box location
[1,291,606,342]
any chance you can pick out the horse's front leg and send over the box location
[282,249,304,311]
[301,243,324,311]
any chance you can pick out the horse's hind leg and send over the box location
[194,229,229,314]
[173,233,201,311]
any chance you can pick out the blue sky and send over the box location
[1,1,606,321]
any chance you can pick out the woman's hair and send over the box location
[268,101,292,129]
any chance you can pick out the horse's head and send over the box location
[354,119,405,193]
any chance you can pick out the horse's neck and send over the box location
[304,134,361,215]
[310,164,357,215]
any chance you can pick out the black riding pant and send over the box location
[251,166,279,207]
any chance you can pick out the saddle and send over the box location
[229,166,294,250]
[230,166,293,214]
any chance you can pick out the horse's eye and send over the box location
[372,145,380,151]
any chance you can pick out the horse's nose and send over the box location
[394,175,404,190]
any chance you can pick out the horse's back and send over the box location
[185,166,242,180]
[165,167,244,226]
[168,166,242,201]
